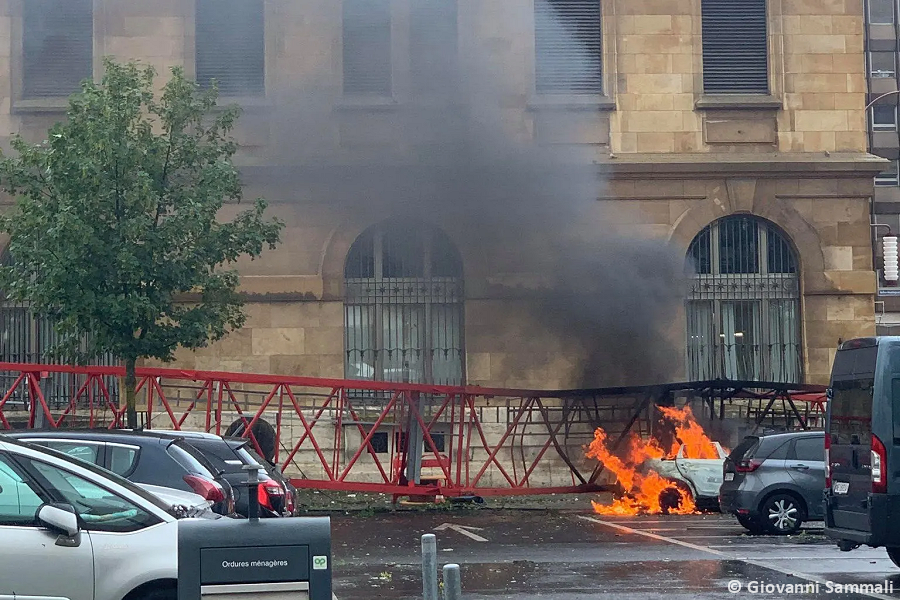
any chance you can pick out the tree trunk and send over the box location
[125,357,138,429]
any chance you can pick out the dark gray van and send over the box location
[824,337,900,567]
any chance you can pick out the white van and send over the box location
[0,435,184,600]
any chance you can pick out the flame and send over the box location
[588,405,725,516]
[658,405,728,459]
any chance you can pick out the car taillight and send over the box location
[872,434,888,494]
[258,480,285,511]
[285,488,295,514]
[825,434,831,487]
[736,458,763,473]
[183,474,226,503]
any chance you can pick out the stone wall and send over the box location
[0,0,882,389]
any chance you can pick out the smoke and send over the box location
[249,0,685,387]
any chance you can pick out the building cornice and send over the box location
[596,152,889,179]
[238,152,889,185]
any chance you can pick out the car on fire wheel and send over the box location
[658,481,694,514]
[761,493,806,535]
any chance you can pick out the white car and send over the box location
[137,483,217,520]
[645,442,728,510]
[0,435,183,600]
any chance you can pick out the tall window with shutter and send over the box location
[343,0,392,96]
[23,0,93,98]
[410,0,458,95]
[701,0,769,94]
[195,0,265,97]
[534,0,602,94]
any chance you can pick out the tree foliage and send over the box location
[0,59,283,424]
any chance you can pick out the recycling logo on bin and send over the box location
[313,555,328,570]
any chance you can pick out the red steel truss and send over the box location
[0,362,612,498]
[0,363,827,499]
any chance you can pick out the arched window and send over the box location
[686,215,802,383]
[344,222,464,385]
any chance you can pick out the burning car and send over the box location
[589,405,729,515]
[644,441,728,512]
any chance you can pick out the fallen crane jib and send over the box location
[287,479,614,497]
[0,363,830,497]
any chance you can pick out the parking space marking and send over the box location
[577,515,895,600]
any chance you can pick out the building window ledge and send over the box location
[12,97,69,114]
[695,95,782,110]
[527,94,616,112]
[335,96,400,112]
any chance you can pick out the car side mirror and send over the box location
[37,503,80,539]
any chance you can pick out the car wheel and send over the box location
[736,514,765,534]
[130,587,176,600]
[887,548,900,568]
[658,483,693,514]
[761,493,804,535]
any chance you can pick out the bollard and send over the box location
[422,534,438,600]
[243,463,261,521]
[442,564,462,600]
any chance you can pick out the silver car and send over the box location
[0,435,183,600]
[718,431,826,535]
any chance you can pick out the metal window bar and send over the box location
[686,217,802,384]
[0,252,118,411]
[344,223,464,411]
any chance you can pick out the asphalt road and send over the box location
[330,509,900,599]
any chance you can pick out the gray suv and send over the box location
[719,431,825,535]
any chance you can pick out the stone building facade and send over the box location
[0,0,886,389]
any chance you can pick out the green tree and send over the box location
[0,59,283,427]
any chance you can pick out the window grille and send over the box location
[344,222,464,387]
[686,216,801,383]
[0,250,118,410]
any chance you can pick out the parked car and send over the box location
[0,434,182,600]
[645,441,728,511]
[719,430,826,535]
[7,430,237,517]
[152,430,297,517]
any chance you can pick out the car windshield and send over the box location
[4,437,172,514]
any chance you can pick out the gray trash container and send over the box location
[177,516,332,600]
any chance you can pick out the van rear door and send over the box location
[828,342,877,533]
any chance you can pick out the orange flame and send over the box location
[658,405,727,459]
[588,405,725,516]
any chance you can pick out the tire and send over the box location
[760,493,805,535]
[129,587,176,600]
[737,514,765,535]
[658,483,693,514]
[225,417,276,462]
[887,547,900,568]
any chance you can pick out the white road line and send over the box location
[577,515,895,600]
